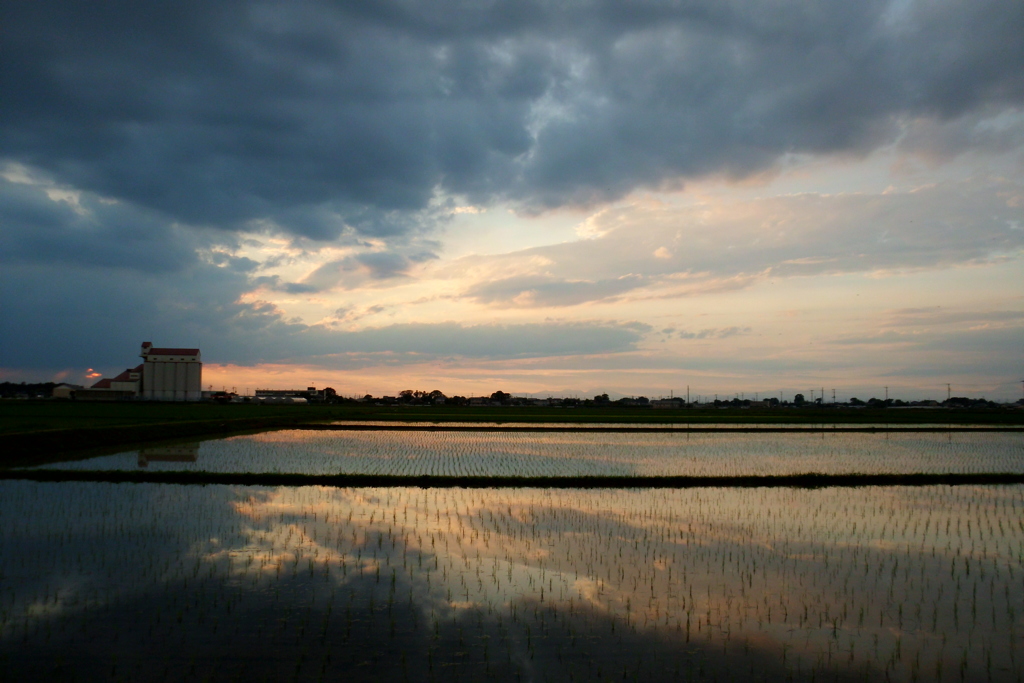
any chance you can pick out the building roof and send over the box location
[110,364,143,382]
[90,378,112,389]
[145,347,200,356]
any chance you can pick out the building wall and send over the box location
[52,385,82,399]
[142,360,202,401]
[75,389,137,401]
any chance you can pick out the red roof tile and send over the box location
[145,348,200,356]
[90,378,113,389]
[111,366,142,382]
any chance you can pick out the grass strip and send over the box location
[0,417,311,466]
[4,470,1024,488]
[297,424,1024,433]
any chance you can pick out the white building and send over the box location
[52,383,84,399]
[139,342,202,401]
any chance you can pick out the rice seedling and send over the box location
[1,477,1022,680]
[26,428,1024,479]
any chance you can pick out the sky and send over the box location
[1,0,1022,401]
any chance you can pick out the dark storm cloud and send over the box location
[3,0,1022,239]
[0,175,197,271]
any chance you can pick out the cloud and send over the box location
[0,245,649,371]
[2,1,1022,392]
[449,178,1024,305]
[270,246,440,293]
[464,274,644,307]
[0,172,200,272]
[880,307,1024,328]
[678,327,751,340]
[2,0,1022,240]
[307,320,652,363]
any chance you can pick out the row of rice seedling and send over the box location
[2,480,1021,680]
[34,429,1024,477]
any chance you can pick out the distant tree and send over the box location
[490,390,511,403]
[594,393,610,404]
[794,393,805,406]
[849,397,864,406]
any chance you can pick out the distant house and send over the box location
[255,387,319,403]
[651,398,685,409]
[52,383,84,399]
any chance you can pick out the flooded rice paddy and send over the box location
[2,482,1022,681]
[3,427,1023,681]
[28,429,1024,477]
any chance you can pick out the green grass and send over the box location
[2,400,1022,436]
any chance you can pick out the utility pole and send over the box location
[884,386,888,401]
[832,388,836,404]
[686,385,689,404]
[946,383,951,401]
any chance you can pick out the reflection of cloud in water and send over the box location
[2,481,1022,681]
[195,484,1024,680]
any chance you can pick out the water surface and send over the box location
[1,481,1020,681]
[29,428,1024,477]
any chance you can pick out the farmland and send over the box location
[2,421,1022,681]
[1,481,1021,681]
[22,429,1024,477]
[2,400,1022,468]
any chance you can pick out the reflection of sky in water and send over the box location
[1,481,1021,681]
[29,430,1024,476]
[328,421,983,429]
